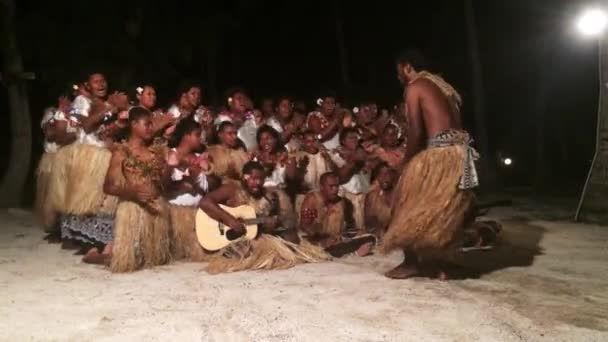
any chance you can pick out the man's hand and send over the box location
[361,141,377,153]
[164,124,176,138]
[166,152,180,167]
[155,114,175,131]
[197,153,211,172]
[108,92,129,111]
[227,217,246,234]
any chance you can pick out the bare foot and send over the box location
[82,248,108,265]
[355,242,373,257]
[385,262,420,279]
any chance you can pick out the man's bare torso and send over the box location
[408,77,462,141]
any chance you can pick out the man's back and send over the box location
[409,77,462,140]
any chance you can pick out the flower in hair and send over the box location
[228,97,233,104]
[353,107,359,114]
[136,87,144,95]
[316,98,324,106]
[72,84,79,91]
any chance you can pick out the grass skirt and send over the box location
[64,144,114,216]
[169,205,211,262]
[46,145,76,216]
[110,200,171,273]
[380,145,475,261]
[34,152,56,230]
[206,235,331,274]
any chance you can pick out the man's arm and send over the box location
[298,193,317,235]
[198,183,242,229]
[401,86,425,167]
[331,151,364,184]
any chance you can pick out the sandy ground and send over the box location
[1,204,607,342]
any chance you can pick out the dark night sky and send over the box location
[0,0,602,202]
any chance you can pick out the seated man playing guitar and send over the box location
[198,161,329,274]
[199,161,299,244]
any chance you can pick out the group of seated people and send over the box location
[35,71,497,277]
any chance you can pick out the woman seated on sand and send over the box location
[90,107,173,272]
[253,125,299,190]
[165,119,216,262]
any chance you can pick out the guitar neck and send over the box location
[241,216,276,225]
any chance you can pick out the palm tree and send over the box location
[0,0,33,207]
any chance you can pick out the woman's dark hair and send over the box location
[318,88,337,102]
[371,161,395,182]
[175,80,201,101]
[168,118,201,148]
[130,84,155,101]
[217,121,235,134]
[276,94,292,104]
[124,106,151,137]
[339,127,359,145]
[224,87,249,105]
[256,124,282,148]
[128,106,151,124]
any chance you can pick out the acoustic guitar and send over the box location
[196,204,277,251]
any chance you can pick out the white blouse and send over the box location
[330,151,370,195]
[70,95,107,147]
[168,153,209,206]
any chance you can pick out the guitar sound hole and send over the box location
[226,229,245,241]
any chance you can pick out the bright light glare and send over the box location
[576,9,608,37]
[503,158,513,166]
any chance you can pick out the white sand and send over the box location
[1,207,607,342]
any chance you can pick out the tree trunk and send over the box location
[0,0,32,207]
[464,0,496,189]
[333,0,350,97]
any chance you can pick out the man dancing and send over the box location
[381,49,479,280]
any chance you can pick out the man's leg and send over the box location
[385,249,420,279]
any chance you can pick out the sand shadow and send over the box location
[456,218,546,279]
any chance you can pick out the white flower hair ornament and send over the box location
[72,84,79,91]
[227,97,233,105]
[316,98,324,106]
[136,86,144,95]
[352,106,359,114]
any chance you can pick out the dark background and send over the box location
[0,0,601,205]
